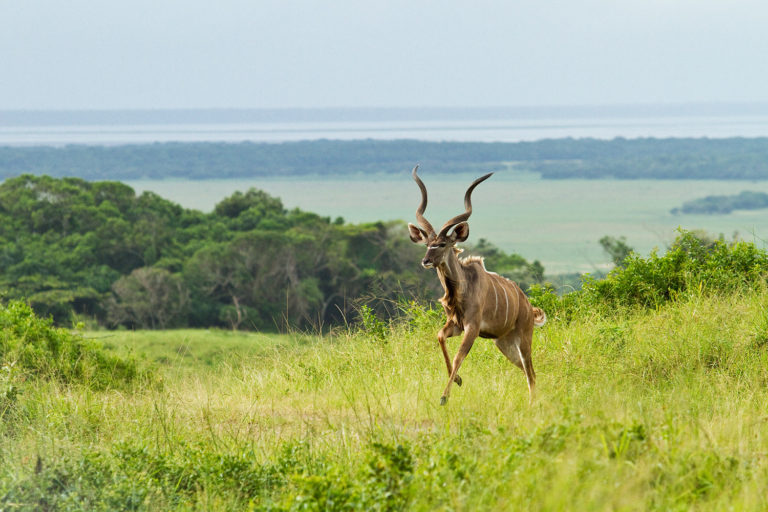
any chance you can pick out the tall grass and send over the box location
[2,282,768,510]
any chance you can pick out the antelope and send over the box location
[407,166,546,405]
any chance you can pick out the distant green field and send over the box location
[128,173,768,274]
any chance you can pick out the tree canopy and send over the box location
[0,175,540,330]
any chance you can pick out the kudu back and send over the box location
[407,166,546,405]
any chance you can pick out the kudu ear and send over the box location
[408,223,429,244]
[449,222,470,243]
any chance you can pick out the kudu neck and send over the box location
[436,250,465,291]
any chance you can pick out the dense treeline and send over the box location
[0,175,541,330]
[525,137,768,179]
[670,190,768,215]
[2,137,768,180]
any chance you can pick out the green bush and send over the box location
[0,300,145,390]
[358,304,390,343]
[527,283,580,322]
[582,230,768,310]
[526,230,768,320]
[2,440,415,511]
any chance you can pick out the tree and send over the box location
[107,267,188,329]
[214,188,284,220]
[599,236,634,269]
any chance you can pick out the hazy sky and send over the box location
[2,0,767,110]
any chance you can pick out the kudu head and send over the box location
[407,165,493,269]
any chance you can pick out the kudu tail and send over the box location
[532,307,547,327]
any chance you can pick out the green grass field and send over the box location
[3,285,768,510]
[127,173,768,274]
[90,329,316,372]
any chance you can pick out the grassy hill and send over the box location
[2,272,768,509]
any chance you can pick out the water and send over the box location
[3,105,768,145]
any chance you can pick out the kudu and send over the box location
[407,166,546,405]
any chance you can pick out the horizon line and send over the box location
[4,101,768,127]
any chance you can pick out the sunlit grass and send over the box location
[90,328,315,371]
[2,289,768,509]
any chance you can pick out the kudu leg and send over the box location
[440,326,478,405]
[494,330,536,404]
[438,323,463,387]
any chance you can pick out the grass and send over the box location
[88,329,315,372]
[2,288,768,510]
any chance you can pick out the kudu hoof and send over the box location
[440,396,448,406]
[454,375,462,386]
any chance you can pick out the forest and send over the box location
[2,137,768,180]
[0,174,543,330]
[670,190,768,215]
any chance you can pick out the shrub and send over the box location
[526,230,768,320]
[358,304,389,342]
[2,440,415,511]
[581,230,768,310]
[527,283,580,323]
[0,300,145,390]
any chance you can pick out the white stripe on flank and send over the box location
[490,279,498,315]
[502,283,509,326]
